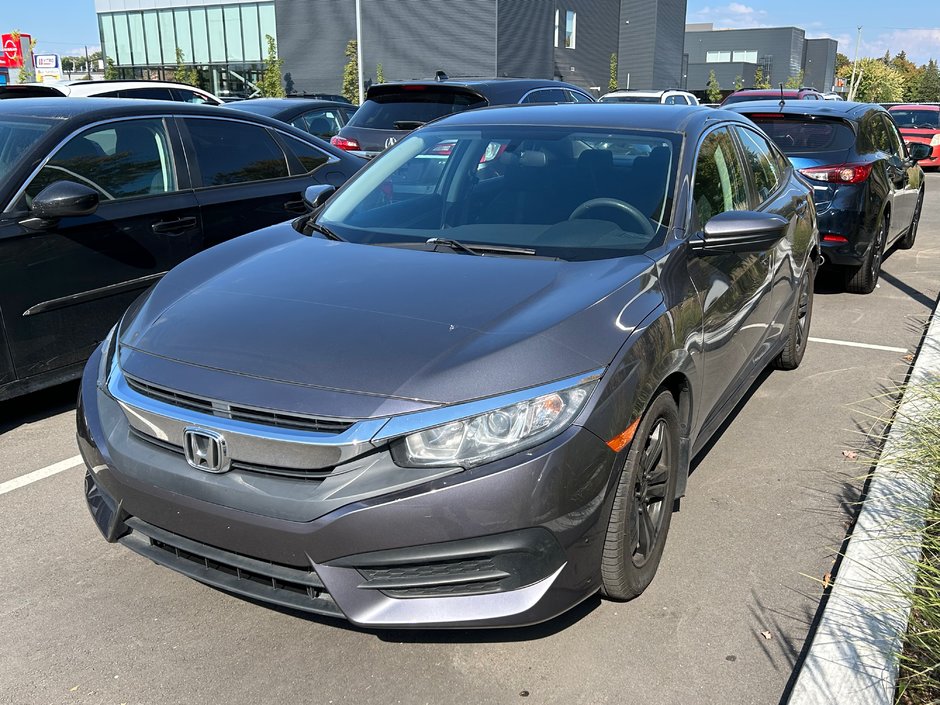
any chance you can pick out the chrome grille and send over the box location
[124,374,354,434]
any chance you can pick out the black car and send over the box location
[79,104,818,628]
[331,78,595,157]
[728,100,929,293]
[0,98,364,400]
[224,98,357,139]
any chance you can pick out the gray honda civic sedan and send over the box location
[78,104,818,628]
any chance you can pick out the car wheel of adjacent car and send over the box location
[600,390,679,601]
[845,215,887,295]
[775,260,815,370]
[897,190,924,251]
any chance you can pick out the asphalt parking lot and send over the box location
[2,172,939,705]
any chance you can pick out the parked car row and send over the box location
[0,78,931,632]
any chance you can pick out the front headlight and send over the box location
[97,323,118,387]
[931,134,940,148]
[391,380,597,469]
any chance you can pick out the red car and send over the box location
[889,104,940,170]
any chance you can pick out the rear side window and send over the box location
[173,88,214,104]
[521,88,568,104]
[185,119,289,186]
[292,108,344,138]
[692,128,749,231]
[348,90,486,130]
[746,116,856,153]
[25,118,176,202]
[568,90,593,103]
[281,134,331,173]
[734,126,783,204]
[97,87,176,101]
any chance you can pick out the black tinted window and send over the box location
[568,90,593,103]
[348,90,486,130]
[692,128,749,230]
[26,118,176,202]
[174,88,212,104]
[282,134,330,173]
[120,87,175,101]
[293,108,344,138]
[186,119,289,186]
[889,110,940,128]
[747,116,856,153]
[734,126,783,204]
[521,89,568,104]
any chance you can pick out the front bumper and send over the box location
[78,348,618,628]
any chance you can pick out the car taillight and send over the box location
[931,134,940,147]
[798,163,873,184]
[330,135,361,151]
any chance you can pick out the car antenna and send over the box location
[435,70,449,82]
[778,82,786,110]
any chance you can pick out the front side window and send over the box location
[24,118,176,203]
[281,134,330,173]
[0,118,54,191]
[881,115,905,159]
[292,109,344,138]
[691,127,749,231]
[734,126,782,204]
[317,126,682,261]
[565,11,576,49]
[185,119,289,186]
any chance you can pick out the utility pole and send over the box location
[84,44,90,76]
[355,0,364,104]
[848,26,861,100]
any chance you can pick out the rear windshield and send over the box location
[346,90,487,130]
[600,95,660,104]
[890,110,940,129]
[722,93,785,105]
[745,116,856,153]
[0,118,54,185]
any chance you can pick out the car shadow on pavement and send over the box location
[0,380,78,435]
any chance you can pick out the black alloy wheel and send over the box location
[775,260,815,370]
[846,215,887,294]
[897,190,924,250]
[600,390,679,600]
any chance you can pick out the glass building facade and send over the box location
[98,1,276,98]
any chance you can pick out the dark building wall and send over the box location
[618,0,686,89]
[277,0,355,95]
[687,62,756,95]
[804,38,837,92]
[684,26,810,90]
[497,0,553,80]
[551,0,620,91]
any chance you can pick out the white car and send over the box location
[599,89,699,106]
[0,80,223,105]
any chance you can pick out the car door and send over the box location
[686,126,776,433]
[0,116,199,378]
[881,113,918,237]
[178,116,336,250]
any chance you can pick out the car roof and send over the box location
[724,99,878,119]
[224,97,351,116]
[0,96,234,119]
[423,102,741,133]
[366,78,590,103]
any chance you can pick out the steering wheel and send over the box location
[569,198,655,238]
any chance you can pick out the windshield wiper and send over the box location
[426,237,537,257]
[307,222,345,241]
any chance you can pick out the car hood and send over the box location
[118,224,661,412]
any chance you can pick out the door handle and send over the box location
[152,216,198,234]
[284,199,307,214]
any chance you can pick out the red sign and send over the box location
[1,33,27,68]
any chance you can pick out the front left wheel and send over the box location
[600,390,679,601]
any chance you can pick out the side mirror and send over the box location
[906,142,932,162]
[31,180,100,221]
[303,184,336,211]
[690,210,789,254]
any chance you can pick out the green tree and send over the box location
[258,34,284,97]
[835,52,851,75]
[61,56,75,72]
[753,66,770,89]
[891,51,921,101]
[852,57,906,102]
[174,48,199,87]
[342,40,359,103]
[706,70,722,103]
[914,59,940,102]
[733,75,744,90]
[608,53,618,93]
[375,62,385,84]
[784,70,804,89]
[104,56,118,80]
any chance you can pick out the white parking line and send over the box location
[0,455,83,497]
[808,337,909,354]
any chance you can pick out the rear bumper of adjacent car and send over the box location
[78,346,619,628]
[808,181,871,266]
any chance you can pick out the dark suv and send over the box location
[721,88,824,106]
[331,78,595,157]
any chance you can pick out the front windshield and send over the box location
[0,118,54,186]
[890,110,940,129]
[318,125,682,261]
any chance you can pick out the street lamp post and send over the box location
[355,0,364,104]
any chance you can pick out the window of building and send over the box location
[706,51,731,63]
[732,50,758,63]
[554,9,559,48]
[565,11,576,49]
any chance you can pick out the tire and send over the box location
[600,390,679,601]
[897,190,923,250]
[775,260,815,370]
[845,215,887,294]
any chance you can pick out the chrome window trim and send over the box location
[371,368,605,442]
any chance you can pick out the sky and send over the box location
[4,1,940,64]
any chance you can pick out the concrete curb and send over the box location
[786,314,938,705]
